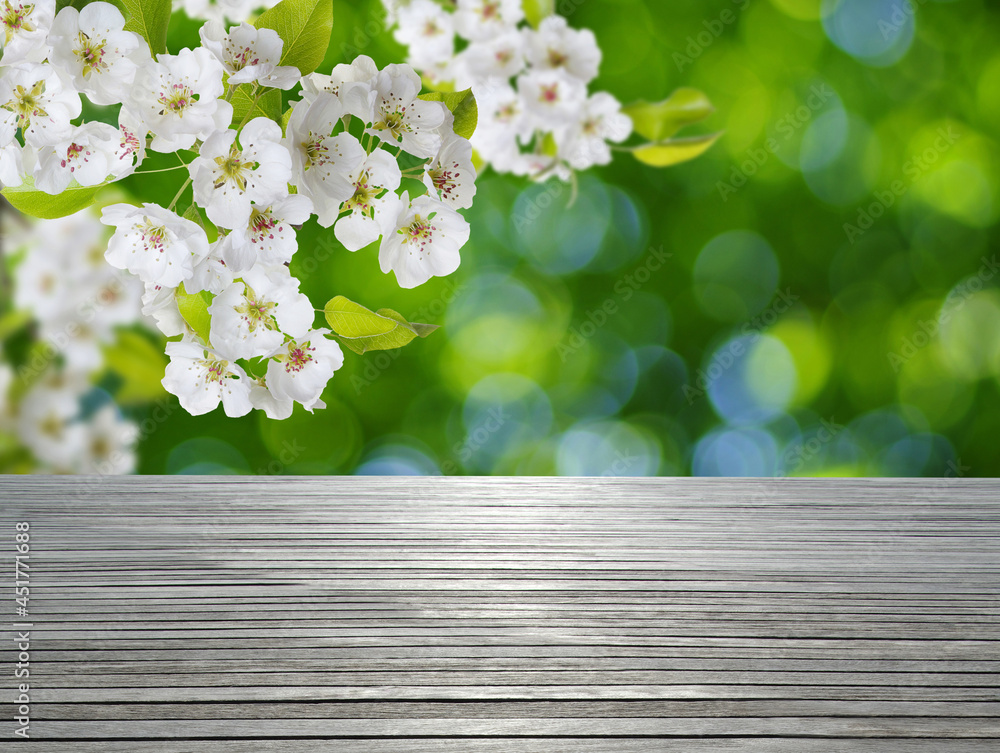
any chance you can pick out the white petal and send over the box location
[335,212,381,252]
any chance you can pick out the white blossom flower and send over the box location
[47,2,147,106]
[379,192,470,288]
[510,150,571,182]
[302,55,377,98]
[394,0,454,69]
[301,55,378,120]
[423,134,476,209]
[284,93,366,227]
[0,140,29,186]
[189,117,291,229]
[112,106,147,178]
[265,329,343,410]
[249,377,294,420]
[459,28,524,83]
[7,207,143,373]
[523,15,601,83]
[12,207,137,327]
[559,92,632,170]
[367,64,446,158]
[421,56,466,92]
[101,203,211,288]
[33,121,119,194]
[454,0,523,42]
[0,63,81,147]
[207,264,314,360]
[36,280,142,374]
[3,206,155,469]
[334,149,401,252]
[517,68,587,128]
[162,337,253,417]
[34,273,142,374]
[40,325,105,373]
[132,47,232,153]
[199,21,299,89]
[142,282,187,337]
[221,193,313,271]
[16,374,87,470]
[187,238,236,294]
[0,0,54,65]
[469,83,531,164]
[73,404,138,475]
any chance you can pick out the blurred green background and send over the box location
[10,0,1000,477]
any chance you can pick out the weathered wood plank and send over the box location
[0,477,996,749]
[16,699,1000,720]
[28,684,1000,703]
[24,717,1000,737]
[17,740,1000,753]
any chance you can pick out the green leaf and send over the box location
[0,310,32,342]
[540,131,559,157]
[231,84,282,128]
[623,88,715,143]
[323,296,439,355]
[631,132,722,168]
[280,106,294,135]
[102,331,168,404]
[254,0,333,76]
[119,0,171,57]
[175,284,214,345]
[182,203,205,231]
[2,177,106,220]
[523,0,555,28]
[418,88,478,140]
[378,308,440,339]
[324,296,398,339]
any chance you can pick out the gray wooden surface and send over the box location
[0,476,997,751]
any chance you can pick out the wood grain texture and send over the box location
[0,476,997,751]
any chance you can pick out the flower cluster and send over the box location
[0,208,142,474]
[1,2,477,420]
[383,0,633,181]
[0,2,145,190]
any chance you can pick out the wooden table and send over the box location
[1,477,998,751]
